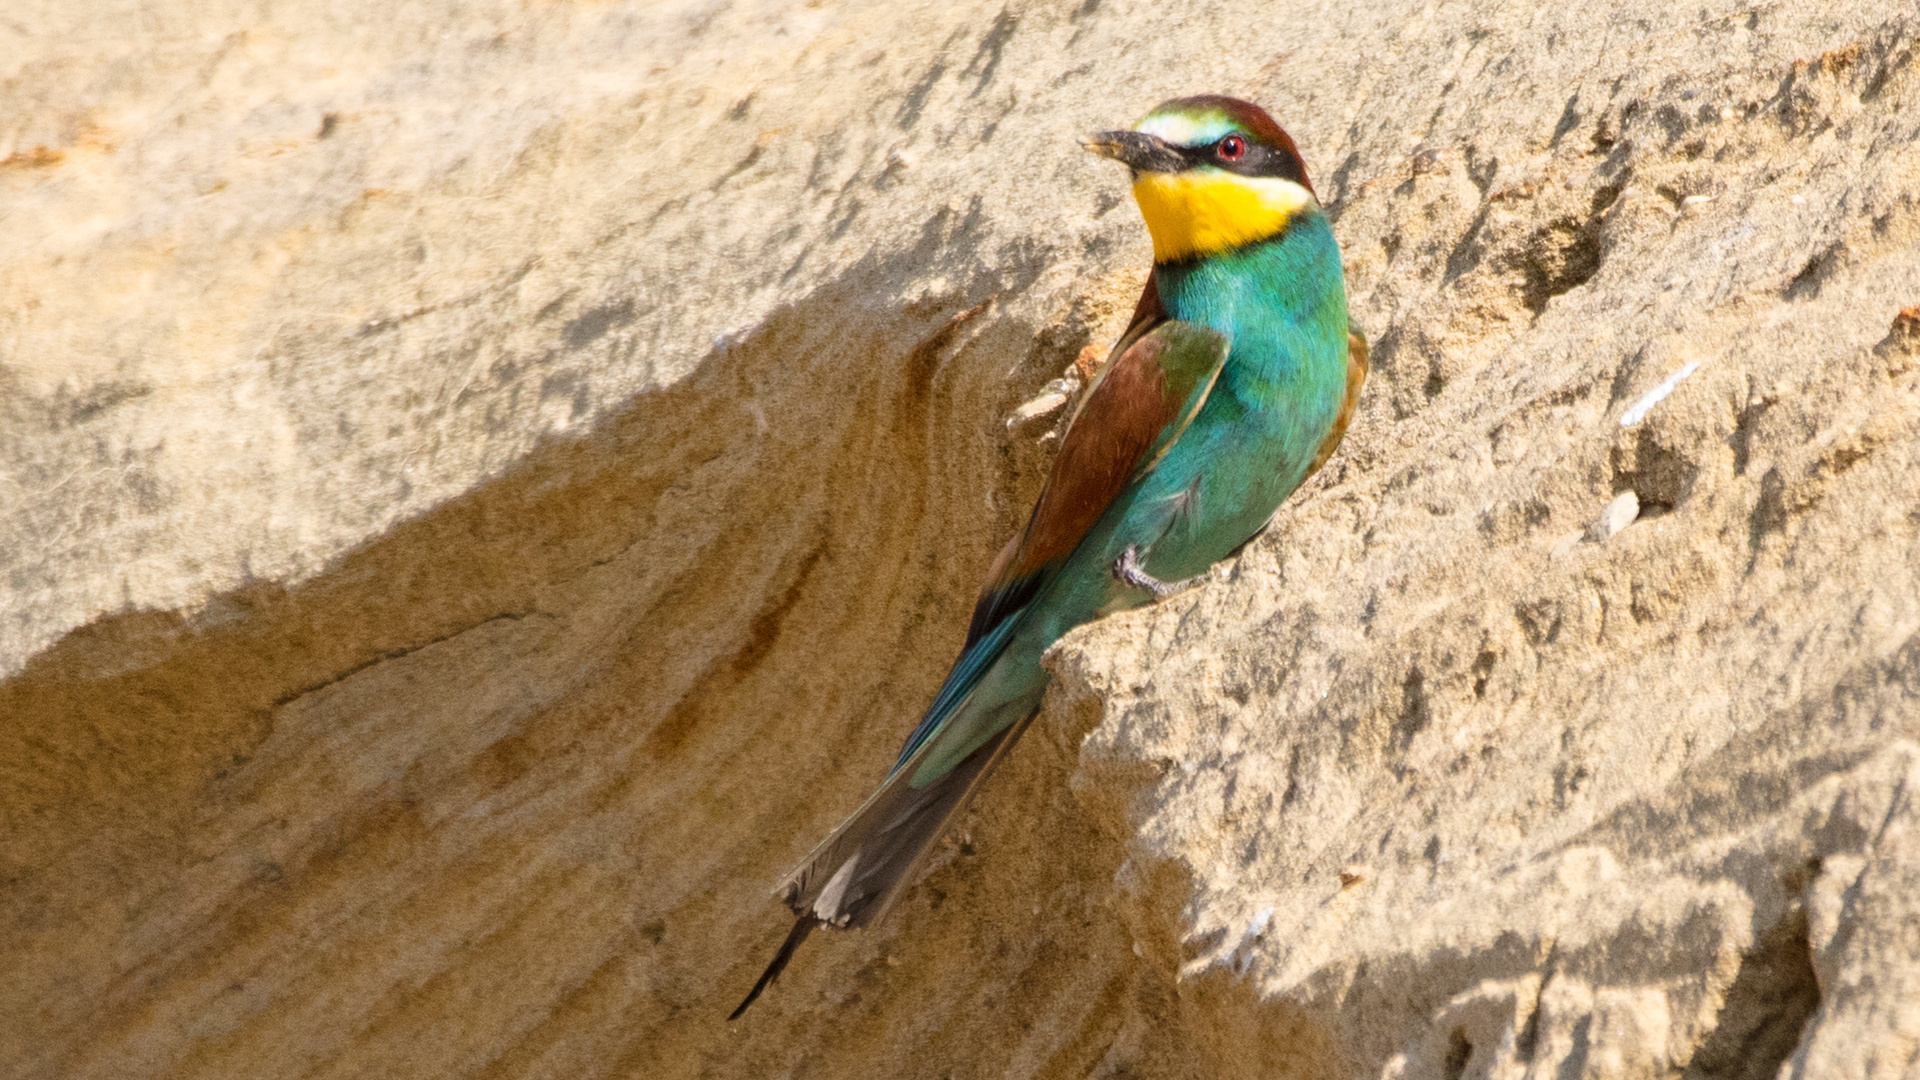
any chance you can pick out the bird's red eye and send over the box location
[1218,135,1247,161]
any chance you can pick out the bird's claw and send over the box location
[1114,545,1203,599]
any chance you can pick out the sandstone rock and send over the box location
[4,1,1918,1078]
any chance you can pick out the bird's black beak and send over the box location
[1080,130,1187,174]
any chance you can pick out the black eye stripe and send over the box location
[1179,142,1265,166]
[1175,138,1303,183]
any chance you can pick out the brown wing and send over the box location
[1302,326,1369,480]
[965,276,1169,644]
[1108,272,1168,367]
[963,310,1229,646]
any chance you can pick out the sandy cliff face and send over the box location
[4,1,1918,1077]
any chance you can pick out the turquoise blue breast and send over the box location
[1135,211,1350,577]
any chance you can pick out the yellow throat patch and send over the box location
[1131,171,1313,263]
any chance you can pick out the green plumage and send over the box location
[909,209,1348,784]
[732,96,1360,1020]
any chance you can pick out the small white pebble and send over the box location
[1589,491,1640,541]
[1682,194,1713,207]
[1006,390,1068,427]
[1246,907,1273,938]
[1005,377,1081,428]
[1791,194,1806,205]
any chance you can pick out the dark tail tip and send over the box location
[729,917,816,1020]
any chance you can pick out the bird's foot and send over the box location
[1114,545,1204,599]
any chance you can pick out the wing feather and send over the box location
[1302,326,1369,480]
[962,311,1230,648]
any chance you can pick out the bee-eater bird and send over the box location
[731,95,1367,1018]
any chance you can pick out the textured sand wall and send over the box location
[4,1,1918,1077]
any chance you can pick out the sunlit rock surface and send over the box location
[4,1,1918,1077]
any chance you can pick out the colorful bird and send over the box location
[732,95,1367,1018]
